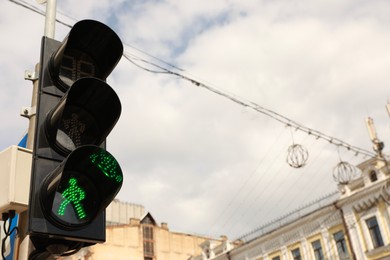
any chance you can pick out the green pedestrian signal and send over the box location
[57,178,87,220]
[40,145,123,228]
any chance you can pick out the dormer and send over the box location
[199,240,218,259]
[141,212,157,226]
[359,157,388,186]
[339,156,390,197]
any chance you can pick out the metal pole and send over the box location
[17,69,39,260]
[44,0,57,38]
[16,1,57,258]
[25,65,39,150]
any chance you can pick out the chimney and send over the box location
[129,218,140,225]
[161,222,169,230]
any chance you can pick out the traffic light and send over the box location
[28,20,124,256]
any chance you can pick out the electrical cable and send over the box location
[6,0,375,160]
[240,137,317,235]
[226,133,315,238]
[233,136,339,240]
[6,0,382,245]
[238,193,339,242]
[6,0,44,16]
[1,211,18,260]
[208,126,287,236]
[123,54,376,159]
[6,0,72,28]
[222,136,293,237]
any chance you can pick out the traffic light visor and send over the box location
[49,20,123,92]
[45,78,121,156]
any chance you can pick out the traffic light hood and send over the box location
[49,19,124,92]
[45,77,121,156]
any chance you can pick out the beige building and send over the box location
[105,199,145,226]
[190,155,390,260]
[63,212,225,260]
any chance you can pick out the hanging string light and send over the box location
[286,144,309,168]
[381,180,390,204]
[286,127,309,168]
[333,161,359,185]
[333,147,360,185]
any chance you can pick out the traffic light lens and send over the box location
[57,178,87,219]
[40,146,123,229]
[45,78,121,156]
[50,173,99,226]
[56,106,99,152]
[59,49,97,87]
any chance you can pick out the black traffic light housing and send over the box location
[28,20,124,256]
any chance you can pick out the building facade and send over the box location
[191,156,390,260]
[105,199,145,226]
[62,212,224,260]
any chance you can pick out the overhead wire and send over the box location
[255,138,327,228]
[7,0,44,16]
[284,141,335,209]
[208,126,287,236]
[249,136,317,218]
[6,0,72,28]
[7,0,375,159]
[127,47,375,239]
[224,136,293,237]
[6,0,381,243]
[228,127,358,239]
[123,54,376,159]
[237,191,340,242]
[240,199,371,258]
[241,142,365,253]
[227,133,316,238]
[122,53,379,238]
[211,126,290,237]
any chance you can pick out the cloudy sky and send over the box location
[1,0,390,240]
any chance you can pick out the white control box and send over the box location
[0,145,32,214]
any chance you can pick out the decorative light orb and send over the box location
[286,144,309,168]
[333,161,358,184]
[381,180,390,204]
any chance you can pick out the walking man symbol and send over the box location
[57,178,87,220]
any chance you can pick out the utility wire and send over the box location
[123,54,376,159]
[1,211,18,260]
[237,191,339,242]
[209,127,287,236]
[8,0,384,248]
[7,0,43,16]
[7,0,72,28]
[7,0,376,159]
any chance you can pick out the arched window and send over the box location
[369,170,378,182]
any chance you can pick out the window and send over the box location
[369,170,377,182]
[312,240,324,260]
[333,231,350,259]
[143,225,154,259]
[143,226,153,240]
[271,256,280,260]
[291,248,301,260]
[143,241,154,256]
[366,216,384,248]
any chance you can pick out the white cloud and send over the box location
[1,0,390,240]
